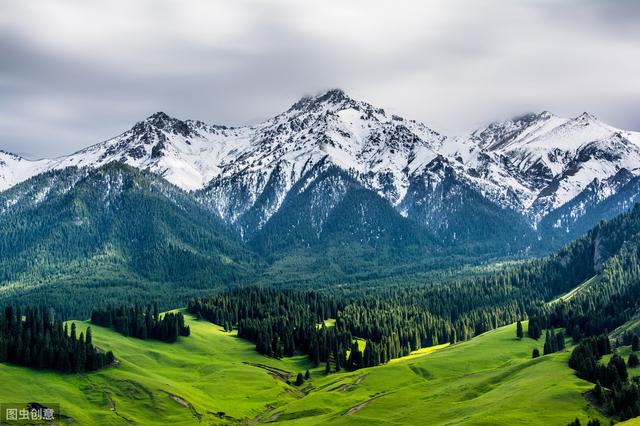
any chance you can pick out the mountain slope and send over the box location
[1,89,640,256]
[399,155,536,253]
[0,150,50,192]
[0,163,258,317]
[462,111,640,221]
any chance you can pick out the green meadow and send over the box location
[0,315,606,425]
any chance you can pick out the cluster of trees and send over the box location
[568,335,613,384]
[294,370,311,386]
[0,306,114,373]
[188,288,359,370]
[91,304,190,343]
[568,335,640,420]
[523,322,564,357]
[543,329,566,355]
[527,318,542,339]
[566,419,601,426]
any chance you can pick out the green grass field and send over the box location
[0,316,607,425]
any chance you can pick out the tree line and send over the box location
[91,304,190,343]
[0,306,114,373]
[187,282,529,372]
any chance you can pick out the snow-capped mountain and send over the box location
[197,89,445,236]
[2,89,640,252]
[462,111,640,222]
[0,150,50,192]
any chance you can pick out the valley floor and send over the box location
[0,314,606,425]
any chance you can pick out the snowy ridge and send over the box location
[1,89,640,240]
[0,151,51,192]
[460,111,640,221]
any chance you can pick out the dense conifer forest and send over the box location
[0,306,114,372]
[91,304,190,342]
[188,281,528,370]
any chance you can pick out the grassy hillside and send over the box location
[0,315,606,425]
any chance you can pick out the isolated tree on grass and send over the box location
[516,321,523,339]
[532,348,540,358]
[305,369,311,380]
[295,372,304,386]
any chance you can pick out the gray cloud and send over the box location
[0,0,639,158]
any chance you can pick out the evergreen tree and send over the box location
[543,330,554,355]
[516,321,523,339]
[629,352,639,368]
[295,373,304,386]
[556,330,565,351]
[593,381,603,402]
[91,305,189,343]
[528,319,541,340]
[0,305,113,373]
[532,348,540,358]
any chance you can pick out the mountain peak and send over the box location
[510,110,556,124]
[314,88,350,103]
[147,111,172,121]
[144,111,180,127]
[133,111,192,138]
[574,112,599,122]
[288,88,357,112]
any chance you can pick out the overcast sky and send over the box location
[1,0,639,158]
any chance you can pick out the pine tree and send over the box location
[532,348,540,358]
[556,330,565,351]
[593,381,603,401]
[295,372,304,386]
[543,330,553,355]
[516,321,523,339]
[304,369,311,380]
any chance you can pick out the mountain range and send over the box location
[2,89,640,302]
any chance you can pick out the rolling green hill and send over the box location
[0,314,605,425]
